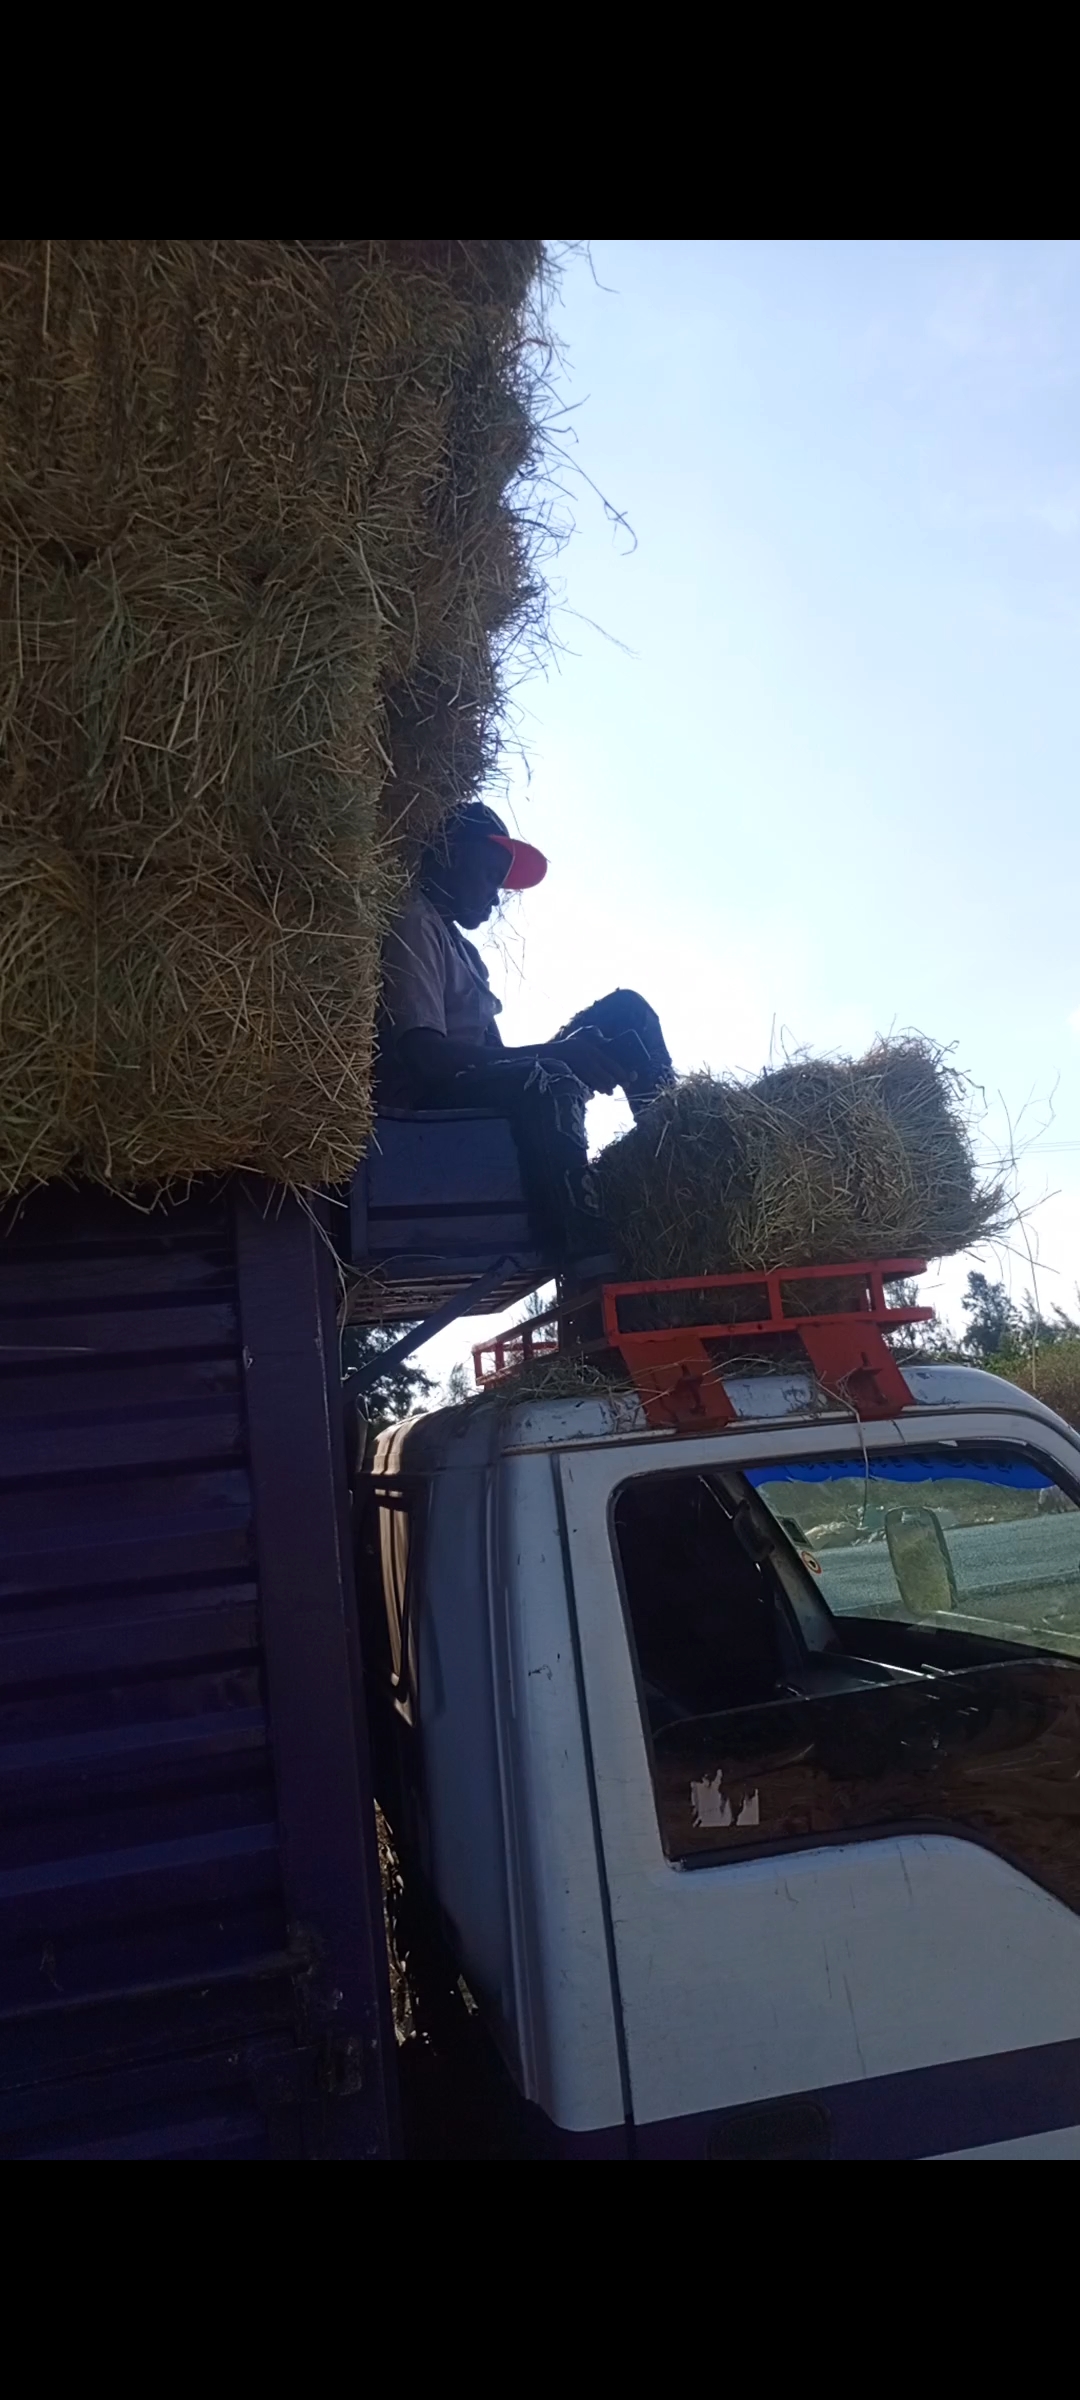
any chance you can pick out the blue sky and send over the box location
[418,239,1080,1392]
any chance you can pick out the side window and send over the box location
[749,1447,1080,1654]
[611,1473,798,1730]
[611,1445,1080,1873]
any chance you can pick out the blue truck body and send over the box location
[0,1177,399,2158]
[0,1113,537,2158]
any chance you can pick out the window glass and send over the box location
[610,1446,1080,1867]
[749,1449,1080,1651]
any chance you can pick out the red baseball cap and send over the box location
[454,801,548,891]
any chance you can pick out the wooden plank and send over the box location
[0,1399,245,1481]
[0,1299,239,1358]
[0,1355,241,1422]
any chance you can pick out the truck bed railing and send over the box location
[473,1258,935,1429]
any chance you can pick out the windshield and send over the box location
[749,1447,1080,1652]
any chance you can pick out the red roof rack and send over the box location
[473,1257,934,1430]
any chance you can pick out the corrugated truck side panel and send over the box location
[0,1180,394,2160]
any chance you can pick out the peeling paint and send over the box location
[691,1769,760,1830]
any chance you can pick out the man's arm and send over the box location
[398,1027,503,1082]
[399,1025,623,1092]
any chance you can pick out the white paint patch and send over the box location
[691,1771,760,1830]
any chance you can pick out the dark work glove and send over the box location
[602,1029,654,1091]
[548,1030,623,1094]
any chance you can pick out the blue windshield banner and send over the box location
[746,1453,1054,1493]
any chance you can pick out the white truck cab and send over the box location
[363,1363,1080,2158]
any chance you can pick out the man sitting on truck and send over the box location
[377,801,674,1271]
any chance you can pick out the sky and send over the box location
[417,239,1080,1396]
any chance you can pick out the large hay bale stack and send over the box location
[0,239,546,1191]
[596,1040,1005,1280]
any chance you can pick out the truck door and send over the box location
[555,1408,1080,2158]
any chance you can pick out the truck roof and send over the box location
[374,1362,1073,1475]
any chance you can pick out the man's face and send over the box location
[441,832,507,929]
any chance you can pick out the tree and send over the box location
[520,1282,556,1320]
[1017,1291,1080,1347]
[340,1321,435,1433]
[961,1272,1024,1364]
[960,1271,1080,1366]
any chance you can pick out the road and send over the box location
[818,1513,1080,1635]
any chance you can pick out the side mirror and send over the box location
[885,1506,958,1619]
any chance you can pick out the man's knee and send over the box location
[606,989,665,1038]
[577,988,663,1041]
[529,1052,590,1099]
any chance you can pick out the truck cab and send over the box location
[363,1363,1080,2158]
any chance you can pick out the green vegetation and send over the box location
[986,1338,1080,1431]
[340,1322,434,1434]
[903,1268,1080,1432]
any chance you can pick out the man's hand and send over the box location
[548,1030,623,1094]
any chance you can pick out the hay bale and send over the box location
[596,1039,1006,1280]
[0,239,547,1191]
